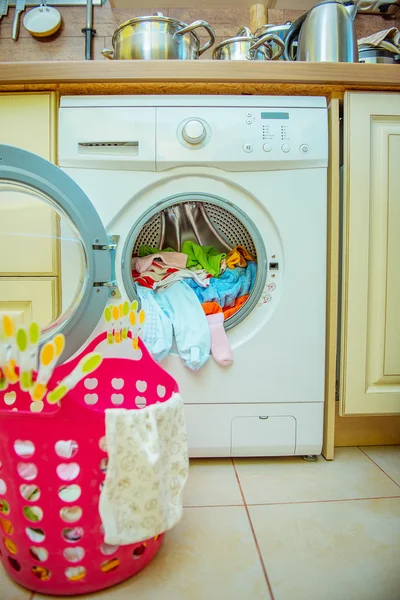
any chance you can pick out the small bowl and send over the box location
[23,5,61,38]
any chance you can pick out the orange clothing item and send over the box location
[202,295,249,320]
[226,246,255,269]
[202,302,222,315]
[223,295,249,319]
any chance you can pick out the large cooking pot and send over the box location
[102,12,216,60]
[212,27,285,60]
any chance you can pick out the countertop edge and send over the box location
[0,61,399,88]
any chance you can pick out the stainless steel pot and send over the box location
[254,22,293,60]
[359,46,400,64]
[212,27,285,60]
[102,12,216,60]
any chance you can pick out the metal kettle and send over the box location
[283,0,358,62]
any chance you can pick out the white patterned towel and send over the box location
[99,393,189,545]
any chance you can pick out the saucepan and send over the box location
[23,0,62,38]
[212,27,285,60]
[102,12,216,60]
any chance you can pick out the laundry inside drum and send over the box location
[130,199,265,330]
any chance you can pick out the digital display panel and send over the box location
[261,112,289,119]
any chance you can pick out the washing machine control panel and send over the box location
[157,107,328,170]
[59,99,327,172]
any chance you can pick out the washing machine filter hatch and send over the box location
[124,194,267,329]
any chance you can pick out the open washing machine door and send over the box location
[0,145,114,361]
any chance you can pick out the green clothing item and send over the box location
[181,241,226,277]
[23,506,40,522]
[139,246,176,257]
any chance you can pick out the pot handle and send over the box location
[174,20,216,55]
[250,33,285,60]
[254,21,292,38]
[101,48,114,60]
[236,26,252,37]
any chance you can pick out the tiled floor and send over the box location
[1,446,400,600]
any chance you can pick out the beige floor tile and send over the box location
[0,564,31,600]
[34,507,270,600]
[183,459,243,507]
[249,498,400,600]
[360,446,400,486]
[234,447,400,505]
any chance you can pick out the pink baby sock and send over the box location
[206,313,233,367]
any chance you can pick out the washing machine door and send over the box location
[0,145,112,361]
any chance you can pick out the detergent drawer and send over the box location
[231,416,296,457]
[58,107,156,171]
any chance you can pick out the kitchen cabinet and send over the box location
[0,199,60,276]
[0,278,59,329]
[0,92,59,328]
[0,93,56,160]
[340,91,400,416]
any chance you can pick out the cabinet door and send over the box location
[0,93,59,276]
[0,92,60,335]
[340,92,400,415]
[0,93,56,160]
[0,278,58,329]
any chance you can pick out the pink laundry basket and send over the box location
[0,332,179,596]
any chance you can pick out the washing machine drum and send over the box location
[133,200,258,258]
[127,196,266,330]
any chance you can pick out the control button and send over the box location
[246,119,252,125]
[263,143,272,153]
[265,294,272,303]
[243,143,253,153]
[182,120,206,144]
[300,144,310,154]
[281,144,290,153]
[268,283,276,291]
[246,112,252,117]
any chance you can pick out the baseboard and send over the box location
[334,402,400,447]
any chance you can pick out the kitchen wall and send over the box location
[0,1,398,61]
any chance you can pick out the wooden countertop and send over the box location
[0,61,399,89]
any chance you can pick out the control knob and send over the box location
[182,120,206,145]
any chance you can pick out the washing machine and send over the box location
[0,95,328,458]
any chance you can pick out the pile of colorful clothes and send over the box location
[131,241,256,370]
